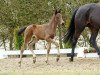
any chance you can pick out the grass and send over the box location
[0,71,100,75]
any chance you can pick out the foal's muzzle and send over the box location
[62,22,64,26]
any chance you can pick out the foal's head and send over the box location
[54,9,64,25]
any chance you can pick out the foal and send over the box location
[18,10,64,66]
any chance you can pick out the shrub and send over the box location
[14,27,23,50]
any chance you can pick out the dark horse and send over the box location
[63,3,100,61]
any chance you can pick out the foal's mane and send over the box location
[49,14,56,25]
[48,11,61,27]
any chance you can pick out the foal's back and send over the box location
[33,24,49,40]
[25,23,50,40]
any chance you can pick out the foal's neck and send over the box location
[48,15,58,32]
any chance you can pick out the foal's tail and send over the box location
[63,9,78,44]
[17,27,27,36]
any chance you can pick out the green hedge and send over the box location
[14,27,23,50]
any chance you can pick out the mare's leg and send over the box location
[45,42,51,63]
[19,43,27,67]
[70,26,85,62]
[28,35,38,63]
[89,28,100,56]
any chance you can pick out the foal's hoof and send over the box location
[45,60,50,65]
[33,59,36,63]
[56,58,59,62]
[18,61,21,67]
[69,58,73,62]
[33,60,36,64]
[33,57,36,63]
[18,61,21,64]
[56,55,60,62]
[45,60,48,63]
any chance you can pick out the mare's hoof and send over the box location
[97,52,100,58]
[69,58,73,62]
[99,55,100,58]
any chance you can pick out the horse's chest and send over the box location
[49,34,55,39]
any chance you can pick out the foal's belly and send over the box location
[34,32,45,40]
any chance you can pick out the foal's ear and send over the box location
[58,9,61,13]
[55,9,58,15]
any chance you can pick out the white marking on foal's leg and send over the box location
[45,42,51,64]
[19,50,24,67]
[28,35,37,63]
[31,49,36,63]
[51,39,60,62]
[19,43,26,67]
[28,43,36,63]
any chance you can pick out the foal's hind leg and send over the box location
[28,43,36,63]
[28,35,38,63]
[19,43,26,67]
[89,28,100,57]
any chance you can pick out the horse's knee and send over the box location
[28,42,35,49]
[47,49,50,54]
[57,44,60,48]
[47,45,51,50]
[72,37,78,45]
[55,43,59,48]
[90,39,98,48]
[20,50,24,53]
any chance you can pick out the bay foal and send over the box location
[18,10,64,66]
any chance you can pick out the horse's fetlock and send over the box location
[57,54,60,58]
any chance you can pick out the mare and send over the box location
[63,3,100,61]
[18,9,64,66]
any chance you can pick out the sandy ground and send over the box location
[0,56,100,72]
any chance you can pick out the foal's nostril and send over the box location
[62,23,64,25]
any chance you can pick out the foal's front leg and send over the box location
[45,42,51,63]
[50,39,60,62]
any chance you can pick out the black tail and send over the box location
[63,9,78,44]
[17,27,27,36]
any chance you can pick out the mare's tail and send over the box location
[17,27,27,36]
[63,9,78,45]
